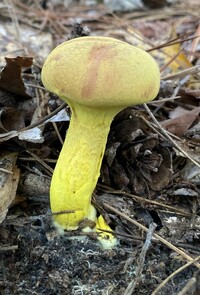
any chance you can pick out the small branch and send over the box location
[0,245,18,252]
[124,223,156,295]
[143,103,200,169]
[103,203,200,268]
[152,256,200,295]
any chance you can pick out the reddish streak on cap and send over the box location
[81,43,117,100]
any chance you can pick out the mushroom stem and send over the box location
[51,101,120,230]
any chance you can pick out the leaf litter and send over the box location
[0,1,200,294]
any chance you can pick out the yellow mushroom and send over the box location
[41,36,160,248]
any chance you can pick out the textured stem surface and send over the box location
[50,102,119,230]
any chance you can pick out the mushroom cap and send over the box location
[41,36,160,108]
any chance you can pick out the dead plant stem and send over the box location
[103,203,200,269]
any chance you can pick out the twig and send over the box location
[124,223,156,295]
[0,103,67,143]
[147,96,181,104]
[143,103,200,169]
[0,167,13,174]
[4,0,21,43]
[147,35,199,53]
[0,245,18,252]
[98,184,191,217]
[25,150,53,175]
[21,102,67,132]
[177,277,197,295]
[161,65,200,81]
[152,256,200,295]
[52,210,75,215]
[103,203,200,268]
[188,24,200,63]
[160,46,187,73]
[47,106,64,145]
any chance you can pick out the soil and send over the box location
[0,215,197,295]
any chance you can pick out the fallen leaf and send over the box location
[0,107,25,131]
[181,160,200,184]
[161,107,200,137]
[161,41,192,72]
[0,56,33,98]
[168,106,191,119]
[0,152,20,224]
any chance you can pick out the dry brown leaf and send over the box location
[161,107,200,137]
[168,106,192,119]
[0,152,20,224]
[0,56,33,98]
[0,107,25,132]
